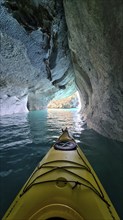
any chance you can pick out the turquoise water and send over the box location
[0,109,123,219]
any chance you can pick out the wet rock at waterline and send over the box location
[63,0,123,142]
[0,0,76,114]
[0,0,123,142]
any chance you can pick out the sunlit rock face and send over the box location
[0,0,76,114]
[1,0,123,142]
[63,0,123,141]
[48,92,79,109]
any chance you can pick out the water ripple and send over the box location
[0,110,122,219]
[0,170,12,177]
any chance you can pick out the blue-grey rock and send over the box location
[63,0,123,141]
[0,0,76,114]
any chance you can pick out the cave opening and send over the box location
[47,91,81,110]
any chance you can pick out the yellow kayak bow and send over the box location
[3,128,120,220]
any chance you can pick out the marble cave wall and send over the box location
[63,0,123,141]
[0,0,123,141]
[0,0,76,115]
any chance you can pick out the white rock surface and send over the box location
[64,0,123,141]
[0,95,28,115]
[0,0,76,115]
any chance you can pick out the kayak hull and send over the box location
[3,129,120,220]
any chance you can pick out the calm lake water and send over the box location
[0,109,123,219]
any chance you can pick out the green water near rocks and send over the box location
[0,109,123,219]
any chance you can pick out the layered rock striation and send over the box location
[0,0,123,141]
[63,0,123,141]
[0,0,76,115]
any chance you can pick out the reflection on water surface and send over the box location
[0,109,122,219]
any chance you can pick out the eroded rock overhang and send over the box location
[0,0,76,114]
[0,0,123,142]
[63,0,123,141]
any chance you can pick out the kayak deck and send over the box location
[3,128,120,220]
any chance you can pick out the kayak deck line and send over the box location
[20,163,100,197]
[20,163,109,203]
[2,128,120,220]
[20,154,114,219]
